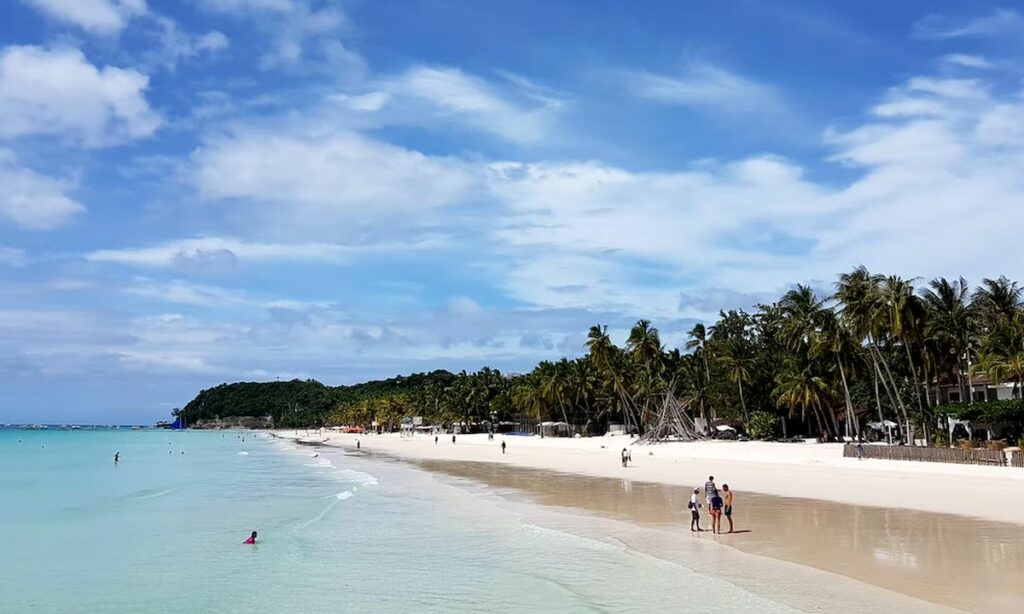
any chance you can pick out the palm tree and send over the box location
[720,344,753,420]
[921,277,976,404]
[685,323,714,423]
[812,310,863,438]
[973,276,1022,332]
[774,361,832,438]
[880,275,927,436]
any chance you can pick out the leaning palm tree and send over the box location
[719,343,753,420]
[685,323,714,420]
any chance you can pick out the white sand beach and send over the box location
[276,431,1024,525]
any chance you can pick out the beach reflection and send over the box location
[418,460,1024,612]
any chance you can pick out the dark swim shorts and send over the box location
[724,505,732,517]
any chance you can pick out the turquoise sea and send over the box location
[1,429,817,613]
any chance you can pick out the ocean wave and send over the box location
[238,451,249,456]
[132,488,177,501]
[304,457,335,469]
[336,490,353,501]
[333,468,378,486]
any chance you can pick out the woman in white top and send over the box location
[689,488,703,532]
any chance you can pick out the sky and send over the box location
[2,1,1024,423]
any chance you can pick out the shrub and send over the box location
[958,439,976,450]
[747,411,779,440]
[933,430,949,447]
[1018,437,1024,450]
[987,440,1007,451]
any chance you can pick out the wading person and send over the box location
[710,489,724,534]
[704,476,716,507]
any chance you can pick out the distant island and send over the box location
[178,267,1024,448]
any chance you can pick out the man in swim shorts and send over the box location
[722,484,734,533]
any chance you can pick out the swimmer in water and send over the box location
[114,451,120,463]
[244,531,257,544]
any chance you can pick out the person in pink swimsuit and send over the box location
[243,531,257,544]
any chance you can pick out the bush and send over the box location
[958,439,976,450]
[987,440,1007,451]
[747,411,779,440]
[1018,437,1024,450]
[933,430,949,447]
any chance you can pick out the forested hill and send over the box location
[178,370,457,428]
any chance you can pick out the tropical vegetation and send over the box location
[178,268,1024,443]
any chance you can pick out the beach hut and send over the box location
[538,421,570,437]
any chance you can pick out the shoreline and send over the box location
[274,430,1024,525]
[275,431,1023,612]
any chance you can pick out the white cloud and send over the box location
[485,71,1024,311]
[0,45,161,146]
[86,236,436,268]
[0,247,27,266]
[192,129,475,235]
[198,0,359,74]
[376,67,562,144]
[624,61,788,116]
[0,149,85,229]
[143,16,228,71]
[940,54,994,69]
[22,0,146,35]
[914,9,1024,39]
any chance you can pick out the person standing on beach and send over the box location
[722,484,734,533]
[356,439,360,450]
[452,434,456,444]
[705,476,716,507]
[501,440,506,455]
[689,488,703,532]
[710,489,724,534]
[621,448,629,467]
[435,435,438,445]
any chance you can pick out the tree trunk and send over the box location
[737,379,747,420]
[873,342,911,444]
[838,359,855,439]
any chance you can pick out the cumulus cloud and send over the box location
[486,70,1024,311]
[0,149,85,229]
[192,129,475,236]
[22,0,146,35]
[0,45,161,146]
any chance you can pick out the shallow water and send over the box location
[414,460,1024,612]
[2,429,819,613]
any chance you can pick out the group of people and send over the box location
[688,475,735,534]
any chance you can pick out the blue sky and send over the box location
[2,1,1024,423]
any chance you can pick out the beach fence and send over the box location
[1013,450,1024,468]
[844,444,1007,466]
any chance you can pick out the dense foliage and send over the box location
[179,269,1024,442]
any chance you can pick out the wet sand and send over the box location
[416,460,1024,613]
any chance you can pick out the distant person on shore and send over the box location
[114,451,120,463]
[243,531,257,545]
[356,439,361,450]
[722,484,734,533]
[452,434,456,444]
[856,442,864,460]
[710,489,724,534]
[434,435,438,445]
[689,488,703,532]
[501,440,506,455]
[621,448,629,467]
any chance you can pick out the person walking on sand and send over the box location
[621,448,629,468]
[704,476,716,507]
[452,434,456,444]
[689,488,703,532]
[856,442,864,460]
[710,489,724,534]
[501,440,506,455]
[722,484,734,533]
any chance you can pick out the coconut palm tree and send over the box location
[921,277,977,404]
[720,344,753,420]
[774,360,833,438]
[973,276,1022,333]
[685,323,714,422]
